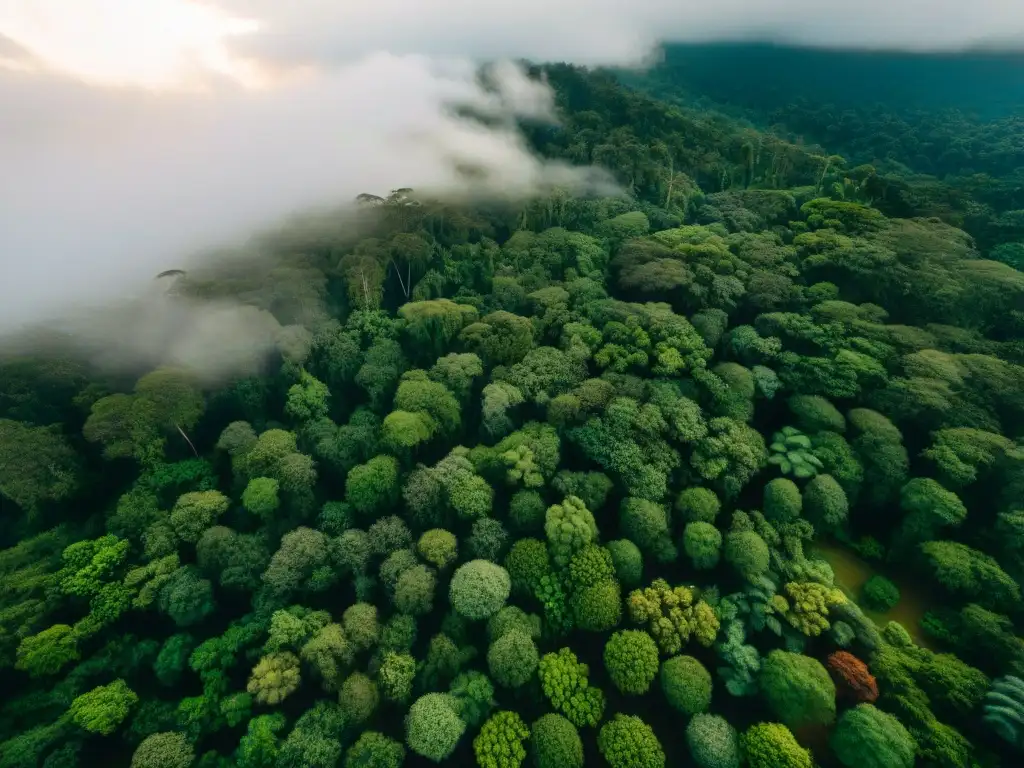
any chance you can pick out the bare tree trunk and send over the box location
[175,424,199,457]
[663,153,676,208]
[817,157,832,193]
[390,260,410,299]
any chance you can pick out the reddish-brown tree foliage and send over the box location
[827,650,879,703]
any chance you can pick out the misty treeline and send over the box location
[2,58,1024,768]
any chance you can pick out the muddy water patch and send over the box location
[812,538,938,650]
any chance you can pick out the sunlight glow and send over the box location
[0,0,265,90]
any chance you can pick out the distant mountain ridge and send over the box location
[620,42,1024,117]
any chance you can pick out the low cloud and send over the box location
[2,294,284,385]
[1,0,1021,380]
[0,51,608,356]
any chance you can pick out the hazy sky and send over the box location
[1,0,1022,339]
[215,0,1024,65]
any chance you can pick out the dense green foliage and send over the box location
[862,575,900,611]
[604,630,659,695]
[597,714,665,768]
[406,693,466,762]
[530,713,583,768]
[1,45,1022,768]
[686,714,740,768]
[742,723,812,768]
[660,654,713,715]
[831,703,916,768]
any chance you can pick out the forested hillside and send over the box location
[616,44,1024,256]
[2,56,1024,768]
